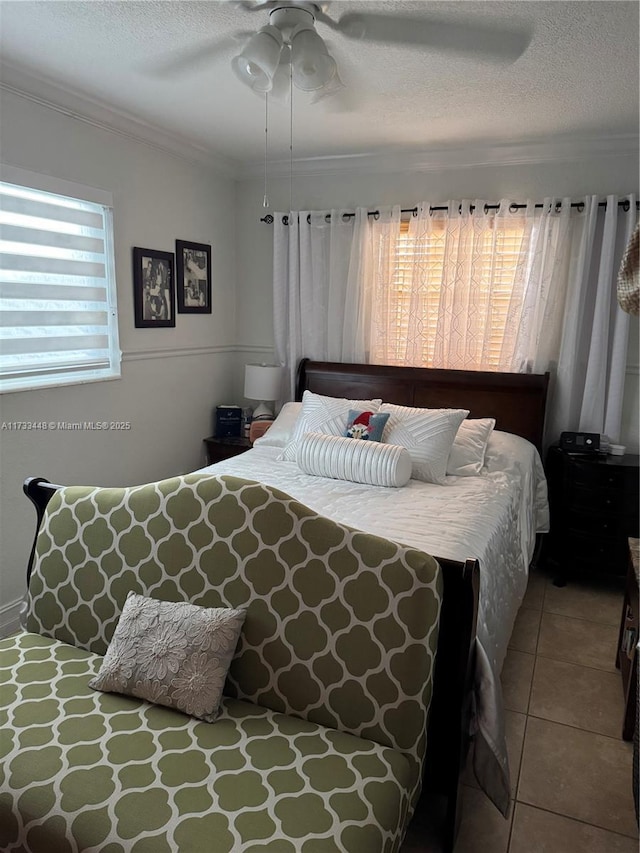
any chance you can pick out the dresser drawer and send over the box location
[568,460,627,490]
[566,510,622,538]
[566,484,623,514]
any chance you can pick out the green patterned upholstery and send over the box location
[1,633,413,852]
[4,474,443,851]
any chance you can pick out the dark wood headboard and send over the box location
[296,359,549,451]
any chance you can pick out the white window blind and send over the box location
[0,168,120,393]
[375,218,526,371]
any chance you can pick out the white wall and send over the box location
[0,90,238,626]
[235,153,640,448]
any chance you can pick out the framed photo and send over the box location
[176,240,212,314]
[132,247,175,328]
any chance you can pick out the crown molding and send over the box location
[2,61,637,183]
[0,61,239,179]
[238,134,640,180]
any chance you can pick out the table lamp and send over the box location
[244,363,282,420]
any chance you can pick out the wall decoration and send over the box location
[132,247,175,328]
[176,240,212,314]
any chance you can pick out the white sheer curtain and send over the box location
[369,198,575,373]
[272,196,636,441]
[368,196,636,442]
[273,208,398,399]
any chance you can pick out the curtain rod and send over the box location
[260,198,639,224]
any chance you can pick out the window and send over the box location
[372,217,527,371]
[0,166,120,393]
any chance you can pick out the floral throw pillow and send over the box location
[343,409,390,442]
[89,592,245,723]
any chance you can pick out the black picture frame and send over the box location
[132,247,175,328]
[176,240,212,314]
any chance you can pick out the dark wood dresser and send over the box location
[544,446,640,578]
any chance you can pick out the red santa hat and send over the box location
[352,411,373,427]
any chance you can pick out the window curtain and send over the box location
[546,194,637,443]
[370,198,575,372]
[273,207,400,399]
[272,196,636,441]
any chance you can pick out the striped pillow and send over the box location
[380,404,469,484]
[297,432,412,487]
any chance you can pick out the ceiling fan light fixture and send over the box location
[232,24,284,92]
[290,25,337,92]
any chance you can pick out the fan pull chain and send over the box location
[289,57,293,214]
[263,92,269,209]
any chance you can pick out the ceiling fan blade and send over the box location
[140,33,250,78]
[335,13,532,63]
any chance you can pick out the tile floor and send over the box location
[404,566,639,852]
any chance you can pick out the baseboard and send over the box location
[0,596,24,638]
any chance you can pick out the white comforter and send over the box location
[194,430,549,812]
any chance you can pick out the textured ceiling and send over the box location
[0,1,638,167]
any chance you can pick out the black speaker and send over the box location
[559,431,600,452]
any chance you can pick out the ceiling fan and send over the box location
[150,1,532,100]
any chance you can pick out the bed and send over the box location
[195,359,550,818]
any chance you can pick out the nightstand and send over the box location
[544,446,640,578]
[203,436,251,465]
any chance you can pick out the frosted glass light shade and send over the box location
[232,26,284,93]
[291,26,337,92]
[244,363,282,403]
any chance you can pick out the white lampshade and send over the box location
[244,364,282,418]
[290,26,337,92]
[232,25,284,93]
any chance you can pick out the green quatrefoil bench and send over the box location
[0,474,479,853]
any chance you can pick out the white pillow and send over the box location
[380,403,469,484]
[297,432,412,488]
[447,418,496,476]
[253,401,302,448]
[280,390,382,462]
